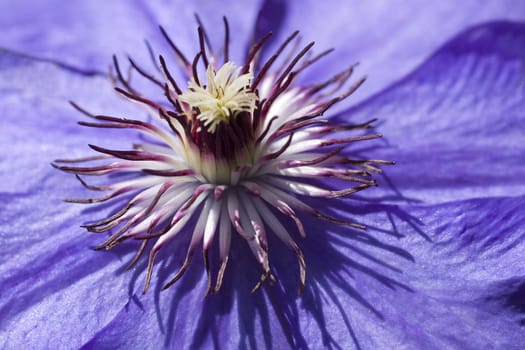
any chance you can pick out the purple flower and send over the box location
[1,1,525,349]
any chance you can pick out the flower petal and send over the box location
[80,239,296,349]
[271,0,525,102]
[0,226,134,348]
[267,195,525,349]
[0,52,139,196]
[341,21,525,203]
[0,0,263,71]
[0,51,145,348]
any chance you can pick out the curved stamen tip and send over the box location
[251,270,276,293]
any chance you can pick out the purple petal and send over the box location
[342,21,525,203]
[0,0,263,71]
[81,239,296,349]
[281,195,525,349]
[0,228,133,348]
[272,0,525,102]
[0,51,143,348]
[0,53,139,195]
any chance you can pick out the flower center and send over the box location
[178,62,258,133]
[176,62,262,184]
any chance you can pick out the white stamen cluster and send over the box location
[54,21,391,295]
[178,62,258,133]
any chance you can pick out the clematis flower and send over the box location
[1,1,525,349]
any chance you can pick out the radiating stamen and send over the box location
[56,18,392,296]
[222,16,230,63]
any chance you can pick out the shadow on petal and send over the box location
[122,197,420,349]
